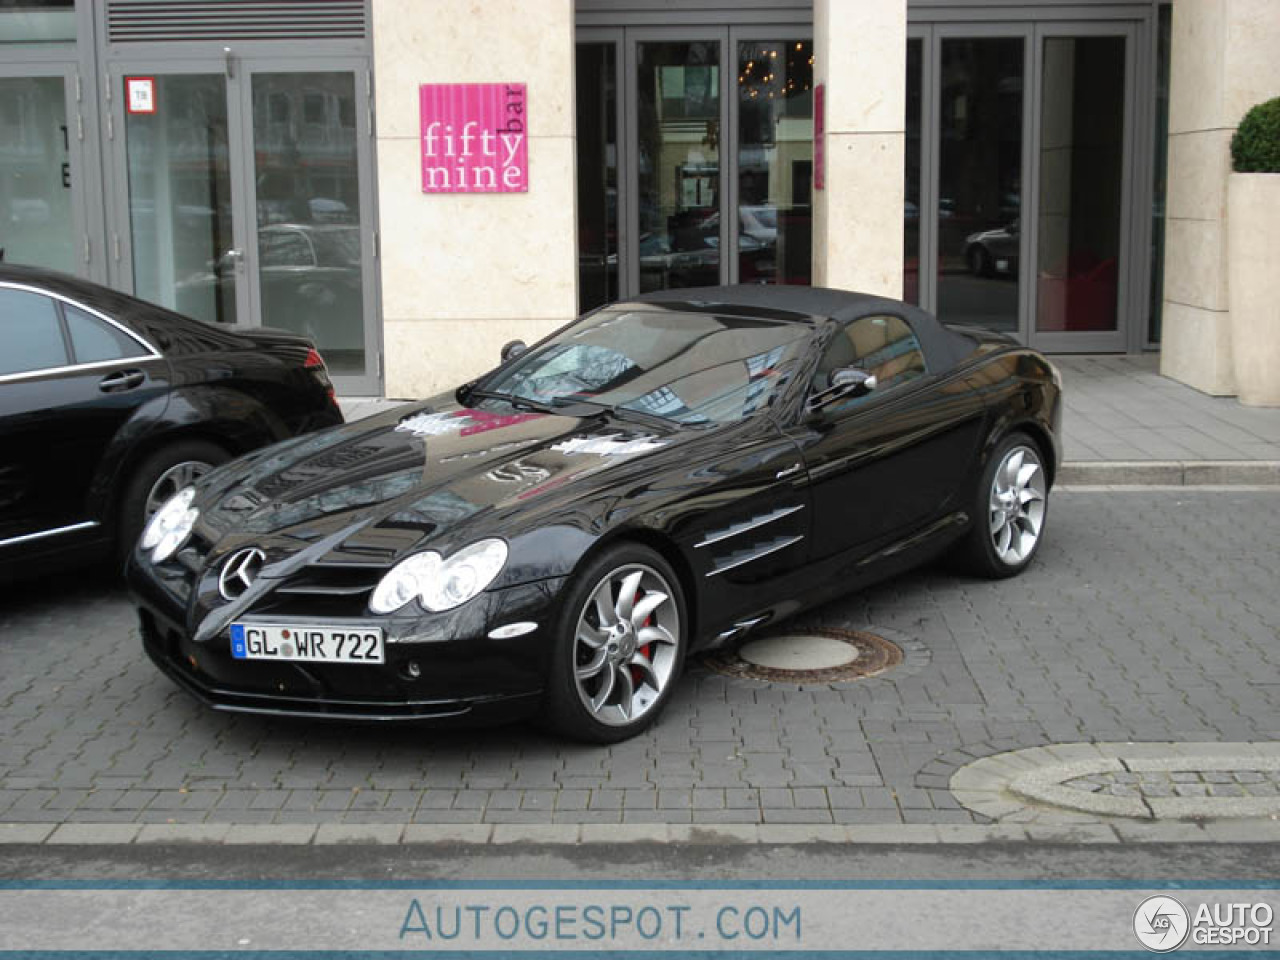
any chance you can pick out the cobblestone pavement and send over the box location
[1,490,1278,830]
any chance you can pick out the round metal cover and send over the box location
[703,627,902,683]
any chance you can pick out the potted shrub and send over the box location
[1228,97,1280,406]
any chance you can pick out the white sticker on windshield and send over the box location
[551,434,667,457]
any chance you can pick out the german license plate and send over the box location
[230,623,384,665]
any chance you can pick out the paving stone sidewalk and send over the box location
[1,489,1278,834]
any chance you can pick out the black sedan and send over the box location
[126,286,1061,742]
[0,264,344,579]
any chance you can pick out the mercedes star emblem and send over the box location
[218,547,266,600]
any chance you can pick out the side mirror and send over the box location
[500,339,527,363]
[808,367,877,412]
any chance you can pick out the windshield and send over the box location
[483,308,810,425]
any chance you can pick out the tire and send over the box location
[967,245,991,277]
[115,439,230,567]
[544,543,687,743]
[953,431,1049,579]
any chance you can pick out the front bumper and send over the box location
[131,557,567,722]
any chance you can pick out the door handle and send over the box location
[776,462,804,480]
[99,369,145,392]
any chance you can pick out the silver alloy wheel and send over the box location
[144,461,214,518]
[988,444,1047,565]
[573,563,680,727]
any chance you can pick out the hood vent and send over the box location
[107,0,367,43]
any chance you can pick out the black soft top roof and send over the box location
[628,284,978,373]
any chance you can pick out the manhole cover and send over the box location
[702,627,902,683]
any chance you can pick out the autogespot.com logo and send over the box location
[1134,895,1191,952]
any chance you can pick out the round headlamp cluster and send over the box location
[140,487,199,564]
[370,538,509,615]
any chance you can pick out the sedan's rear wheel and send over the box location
[116,440,229,569]
[546,545,686,742]
[955,432,1048,578]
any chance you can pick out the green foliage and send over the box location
[1232,97,1280,173]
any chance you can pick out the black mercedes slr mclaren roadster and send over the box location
[127,286,1062,742]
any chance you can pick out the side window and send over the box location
[64,304,148,364]
[0,288,69,376]
[812,314,927,400]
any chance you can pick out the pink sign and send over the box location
[813,83,825,191]
[419,83,528,193]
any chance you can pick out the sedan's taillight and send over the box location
[305,346,337,405]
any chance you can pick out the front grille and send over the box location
[255,562,383,618]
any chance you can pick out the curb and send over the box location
[6,820,1280,846]
[1058,460,1280,486]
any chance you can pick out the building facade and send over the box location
[1,0,1274,400]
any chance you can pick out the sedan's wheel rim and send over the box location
[573,563,680,727]
[145,461,214,517]
[988,445,1046,565]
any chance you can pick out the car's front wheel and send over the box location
[545,544,686,743]
[955,431,1049,579]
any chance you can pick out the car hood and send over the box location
[195,397,692,563]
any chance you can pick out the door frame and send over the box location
[622,25,732,296]
[103,56,382,394]
[1025,20,1137,354]
[237,57,382,396]
[103,58,254,328]
[912,16,1149,353]
[926,22,1036,342]
[0,58,102,283]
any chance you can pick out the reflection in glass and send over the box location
[637,42,720,292]
[904,39,922,304]
[127,75,236,326]
[0,77,73,273]
[1036,36,1125,334]
[576,43,619,312]
[489,307,809,425]
[0,0,75,43]
[737,39,813,285]
[937,38,1023,333]
[253,73,364,374]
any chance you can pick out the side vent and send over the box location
[107,0,367,43]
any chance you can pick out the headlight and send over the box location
[140,487,199,564]
[369,551,441,615]
[369,539,508,615]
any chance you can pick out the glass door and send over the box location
[108,64,249,329]
[0,63,88,276]
[934,31,1028,335]
[625,29,729,294]
[1029,24,1134,352]
[108,60,380,394]
[242,61,379,392]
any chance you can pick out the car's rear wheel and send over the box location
[116,439,229,567]
[545,544,686,743]
[955,431,1049,579]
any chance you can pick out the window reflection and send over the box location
[737,39,813,285]
[637,42,721,292]
[937,38,1024,333]
[490,308,808,425]
[252,72,365,375]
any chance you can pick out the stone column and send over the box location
[1161,0,1280,395]
[811,0,906,298]
[370,0,577,398]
